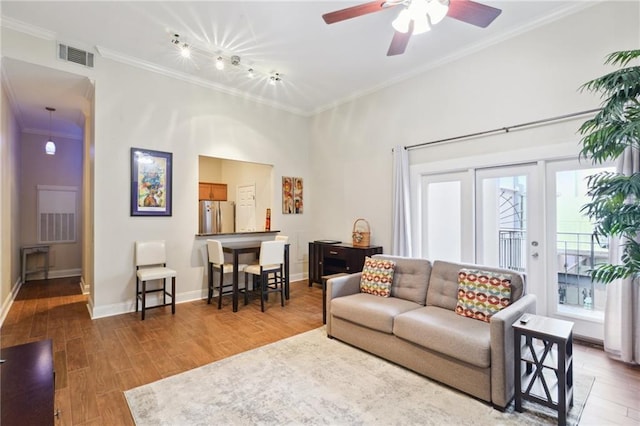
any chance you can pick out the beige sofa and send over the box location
[326,254,536,409]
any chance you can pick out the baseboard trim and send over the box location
[0,277,22,327]
[79,276,90,295]
[90,289,208,319]
[23,268,82,282]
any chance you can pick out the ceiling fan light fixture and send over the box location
[426,0,449,25]
[392,9,412,33]
[412,16,431,35]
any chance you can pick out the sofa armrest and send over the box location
[326,273,361,336]
[489,294,537,408]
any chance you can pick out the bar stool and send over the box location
[243,240,285,312]
[206,239,248,309]
[135,240,176,320]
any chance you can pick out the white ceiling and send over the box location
[1,1,594,137]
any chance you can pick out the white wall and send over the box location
[88,64,310,316]
[0,74,22,322]
[309,1,640,251]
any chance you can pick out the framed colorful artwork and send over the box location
[282,176,303,214]
[130,148,173,216]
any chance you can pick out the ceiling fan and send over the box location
[322,0,502,56]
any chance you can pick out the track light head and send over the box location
[180,43,191,58]
[215,56,224,70]
[269,72,282,85]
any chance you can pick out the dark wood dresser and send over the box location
[1,339,55,426]
[308,241,383,285]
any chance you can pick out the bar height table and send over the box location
[222,241,290,312]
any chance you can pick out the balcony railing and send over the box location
[498,230,608,311]
[498,229,526,272]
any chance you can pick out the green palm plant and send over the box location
[579,49,640,284]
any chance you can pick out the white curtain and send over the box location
[603,148,640,364]
[392,146,412,256]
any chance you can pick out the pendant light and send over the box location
[45,107,56,155]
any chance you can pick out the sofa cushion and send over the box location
[393,306,491,368]
[455,268,512,322]
[359,257,396,297]
[428,260,525,310]
[331,293,422,334]
[372,255,431,305]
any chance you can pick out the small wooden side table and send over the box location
[513,314,574,426]
[21,244,50,283]
[321,273,348,324]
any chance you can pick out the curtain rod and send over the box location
[404,108,601,151]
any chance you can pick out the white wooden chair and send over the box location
[135,240,176,320]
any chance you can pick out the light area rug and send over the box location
[125,327,592,425]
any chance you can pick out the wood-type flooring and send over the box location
[1,277,638,425]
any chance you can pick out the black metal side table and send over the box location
[513,314,574,426]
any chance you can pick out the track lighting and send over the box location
[168,32,282,86]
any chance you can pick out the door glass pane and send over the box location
[555,167,613,315]
[479,175,527,272]
[427,181,461,262]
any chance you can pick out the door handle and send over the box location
[531,252,539,258]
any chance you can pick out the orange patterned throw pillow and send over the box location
[455,269,512,322]
[359,257,396,297]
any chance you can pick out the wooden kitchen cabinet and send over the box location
[199,182,228,201]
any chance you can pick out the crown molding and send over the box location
[0,15,56,40]
[95,45,308,117]
[0,58,26,130]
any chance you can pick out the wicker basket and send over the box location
[352,218,371,247]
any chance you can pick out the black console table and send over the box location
[308,241,383,285]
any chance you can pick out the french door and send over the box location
[475,164,544,298]
[420,160,612,341]
[545,160,614,340]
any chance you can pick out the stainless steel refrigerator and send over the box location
[199,200,222,234]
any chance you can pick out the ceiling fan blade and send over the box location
[322,1,390,24]
[387,26,413,56]
[447,0,502,28]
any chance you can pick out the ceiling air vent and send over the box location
[58,43,94,68]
